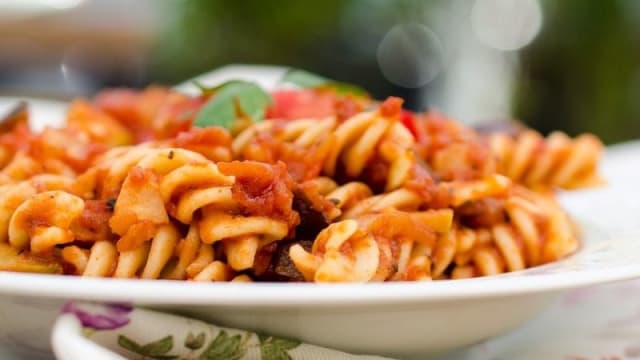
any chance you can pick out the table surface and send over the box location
[442,280,640,360]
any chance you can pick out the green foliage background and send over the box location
[151,0,640,144]
[515,0,640,144]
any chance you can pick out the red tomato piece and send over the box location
[400,110,419,139]
[266,89,337,120]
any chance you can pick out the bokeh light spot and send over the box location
[471,0,542,51]
[376,23,444,88]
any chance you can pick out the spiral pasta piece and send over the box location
[489,130,603,189]
[302,174,510,225]
[441,173,512,207]
[0,152,43,184]
[162,225,237,281]
[83,241,119,277]
[198,161,298,271]
[100,234,235,282]
[0,100,135,184]
[101,148,232,250]
[410,111,497,182]
[430,185,578,279]
[301,177,434,225]
[113,226,198,280]
[0,175,77,242]
[289,209,453,282]
[83,147,297,275]
[64,222,233,280]
[233,98,415,190]
[0,182,37,244]
[293,175,573,282]
[9,191,84,253]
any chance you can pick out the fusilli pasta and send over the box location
[489,130,604,189]
[0,83,601,283]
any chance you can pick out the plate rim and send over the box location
[0,257,639,306]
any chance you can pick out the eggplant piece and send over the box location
[456,198,506,228]
[252,188,332,281]
[292,189,331,239]
[271,239,313,281]
[252,239,313,282]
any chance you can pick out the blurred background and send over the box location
[0,0,638,144]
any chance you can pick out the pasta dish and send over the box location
[0,73,603,282]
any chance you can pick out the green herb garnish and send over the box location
[193,80,272,130]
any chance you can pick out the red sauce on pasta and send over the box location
[334,95,364,122]
[94,87,199,142]
[218,161,300,229]
[411,111,495,181]
[242,130,331,182]
[366,211,436,249]
[71,200,114,242]
[172,127,232,162]
[116,220,156,252]
[457,198,506,227]
[404,165,452,208]
[379,97,403,118]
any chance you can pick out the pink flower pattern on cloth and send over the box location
[62,301,132,330]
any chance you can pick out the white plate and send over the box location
[1,65,640,358]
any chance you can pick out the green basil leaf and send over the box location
[258,334,301,360]
[118,334,178,359]
[269,337,300,351]
[117,335,143,354]
[193,80,250,96]
[197,330,247,360]
[194,80,272,130]
[281,68,368,97]
[140,335,174,356]
[280,69,329,88]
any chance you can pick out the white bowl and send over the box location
[1,66,640,358]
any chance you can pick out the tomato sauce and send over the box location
[218,161,300,229]
[71,200,114,242]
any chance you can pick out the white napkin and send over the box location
[53,301,393,360]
